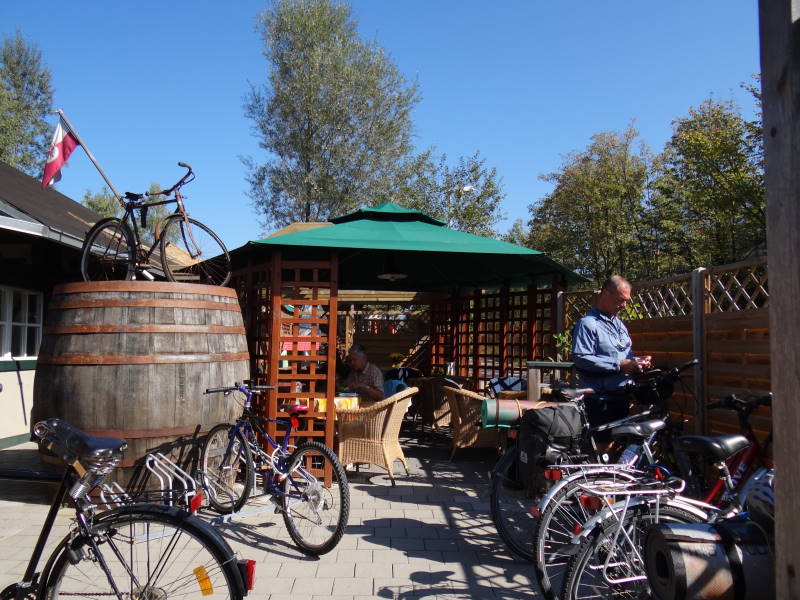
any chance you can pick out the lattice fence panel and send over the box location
[475,291,503,385]
[504,290,530,380]
[563,291,593,332]
[429,300,453,374]
[708,261,769,312]
[454,295,476,379]
[628,276,693,319]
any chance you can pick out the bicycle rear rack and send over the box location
[97,452,200,509]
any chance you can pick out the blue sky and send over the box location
[2,1,760,251]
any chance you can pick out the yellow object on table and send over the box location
[316,396,360,412]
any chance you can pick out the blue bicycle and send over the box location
[199,382,349,555]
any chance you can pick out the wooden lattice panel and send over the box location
[629,276,693,319]
[428,283,561,391]
[708,260,769,312]
[563,291,593,333]
[474,291,503,384]
[504,289,529,380]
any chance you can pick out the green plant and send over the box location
[551,332,572,362]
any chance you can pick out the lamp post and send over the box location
[446,185,476,229]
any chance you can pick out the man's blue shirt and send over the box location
[571,308,634,394]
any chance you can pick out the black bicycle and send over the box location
[80,162,232,286]
[488,359,699,562]
[0,418,253,600]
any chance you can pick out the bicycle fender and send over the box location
[537,466,640,514]
[569,496,711,545]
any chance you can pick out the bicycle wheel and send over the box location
[200,424,253,513]
[489,447,541,562]
[281,441,349,555]
[80,217,135,281]
[160,216,231,286]
[562,504,702,600]
[42,504,244,600]
[532,469,640,600]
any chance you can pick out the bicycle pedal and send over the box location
[139,269,155,281]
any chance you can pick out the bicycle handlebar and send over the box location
[205,382,275,395]
[668,358,699,378]
[707,392,772,411]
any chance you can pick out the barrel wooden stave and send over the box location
[33,282,249,479]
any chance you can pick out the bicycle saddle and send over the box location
[676,433,749,462]
[33,419,127,466]
[611,419,666,440]
[279,404,309,417]
[552,387,594,401]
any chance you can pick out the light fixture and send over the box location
[377,252,407,282]
[377,272,407,282]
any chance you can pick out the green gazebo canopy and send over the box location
[233,202,584,290]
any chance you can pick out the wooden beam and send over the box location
[759,1,800,596]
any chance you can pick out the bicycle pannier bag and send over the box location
[517,402,583,491]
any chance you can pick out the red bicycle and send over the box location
[699,392,773,505]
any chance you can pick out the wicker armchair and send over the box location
[442,386,499,460]
[336,387,418,485]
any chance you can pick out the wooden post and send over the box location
[759,2,800,596]
[472,289,481,388]
[691,267,708,434]
[556,290,565,335]
[499,285,509,376]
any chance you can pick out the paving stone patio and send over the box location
[0,425,539,599]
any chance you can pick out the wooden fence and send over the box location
[559,259,771,438]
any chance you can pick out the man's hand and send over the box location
[620,359,640,375]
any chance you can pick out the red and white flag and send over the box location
[41,121,80,189]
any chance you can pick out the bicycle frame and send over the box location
[702,412,772,505]
[218,385,318,501]
[117,163,201,274]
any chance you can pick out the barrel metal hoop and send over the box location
[43,324,246,335]
[48,299,242,311]
[52,281,240,298]
[82,425,210,439]
[37,352,250,365]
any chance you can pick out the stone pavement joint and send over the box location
[0,426,541,599]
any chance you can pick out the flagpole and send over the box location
[53,109,124,204]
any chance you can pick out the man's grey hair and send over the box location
[601,275,631,293]
[348,344,368,357]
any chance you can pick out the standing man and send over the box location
[571,275,651,445]
[343,344,385,402]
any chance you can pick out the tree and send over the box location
[526,125,656,283]
[392,151,506,236]
[654,97,765,268]
[504,219,530,246]
[0,31,54,176]
[82,187,121,219]
[244,0,420,229]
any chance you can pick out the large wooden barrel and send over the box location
[32,281,249,475]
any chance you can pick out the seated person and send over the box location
[343,344,384,402]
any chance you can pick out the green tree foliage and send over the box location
[393,151,505,236]
[0,31,54,176]
[244,0,420,229]
[522,91,764,284]
[82,187,121,219]
[503,218,530,246]
[655,97,764,268]
[526,125,655,283]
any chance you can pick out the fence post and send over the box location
[556,290,565,335]
[691,267,708,433]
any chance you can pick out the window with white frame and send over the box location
[0,286,43,359]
